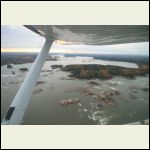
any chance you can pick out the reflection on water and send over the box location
[1,57,149,125]
[50,56,139,68]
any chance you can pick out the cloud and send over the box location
[1,25,149,55]
[1,25,45,48]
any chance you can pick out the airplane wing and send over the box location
[24,25,149,45]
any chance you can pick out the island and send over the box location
[61,64,149,79]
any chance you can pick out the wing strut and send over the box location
[2,38,53,125]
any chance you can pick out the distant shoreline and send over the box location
[1,52,149,66]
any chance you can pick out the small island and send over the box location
[51,65,63,69]
[19,68,28,72]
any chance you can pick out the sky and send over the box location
[1,25,149,55]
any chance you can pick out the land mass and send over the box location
[1,52,58,66]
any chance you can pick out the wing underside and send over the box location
[24,25,149,45]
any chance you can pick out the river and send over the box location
[1,56,149,124]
